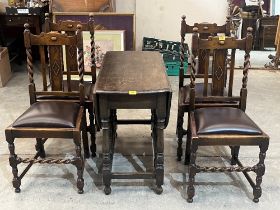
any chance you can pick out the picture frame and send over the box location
[53,12,135,51]
[63,30,125,78]
[83,30,125,71]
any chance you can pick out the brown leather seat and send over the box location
[194,107,262,135]
[13,101,80,128]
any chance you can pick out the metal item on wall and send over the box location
[53,12,135,50]
[227,0,241,37]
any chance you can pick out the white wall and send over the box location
[115,0,136,13]
[275,0,280,15]
[116,0,228,50]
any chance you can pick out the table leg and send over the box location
[102,114,112,195]
[154,115,165,195]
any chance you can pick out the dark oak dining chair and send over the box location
[5,24,87,193]
[186,27,269,203]
[44,13,97,157]
[177,16,231,161]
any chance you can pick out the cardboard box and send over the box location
[0,47,12,87]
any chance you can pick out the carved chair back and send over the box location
[179,16,231,88]
[24,23,85,105]
[188,27,253,111]
[45,13,96,86]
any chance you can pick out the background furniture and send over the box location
[0,5,48,61]
[94,51,172,195]
[5,24,87,193]
[275,16,280,68]
[257,15,279,50]
[264,16,280,68]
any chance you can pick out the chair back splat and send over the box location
[189,27,253,111]
[24,23,85,105]
[45,13,96,85]
[179,15,231,88]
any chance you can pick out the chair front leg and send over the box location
[230,146,240,165]
[187,142,198,203]
[88,105,96,157]
[253,141,269,203]
[82,110,90,159]
[184,116,192,165]
[176,107,185,161]
[6,131,21,193]
[73,133,84,194]
[35,138,46,158]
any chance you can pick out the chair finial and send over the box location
[193,27,198,33]
[77,24,82,30]
[24,23,30,30]
[182,15,186,20]
[247,27,253,34]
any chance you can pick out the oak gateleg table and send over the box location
[94,51,172,195]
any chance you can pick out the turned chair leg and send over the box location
[230,146,240,165]
[82,111,90,159]
[6,134,21,193]
[184,118,191,165]
[88,105,96,157]
[73,134,84,194]
[253,142,268,203]
[35,138,46,158]
[187,143,198,203]
[176,108,185,161]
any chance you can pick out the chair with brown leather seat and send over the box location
[44,13,97,157]
[186,28,269,203]
[5,24,87,193]
[177,15,231,161]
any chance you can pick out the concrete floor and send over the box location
[0,62,280,210]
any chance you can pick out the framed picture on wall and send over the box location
[63,30,125,79]
[53,12,135,51]
[83,30,125,71]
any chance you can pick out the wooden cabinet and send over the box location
[0,11,45,62]
[3,15,40,32]
[258,16,279,50]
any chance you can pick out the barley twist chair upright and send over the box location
[5,23,87,194]
[186,27,269,203]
